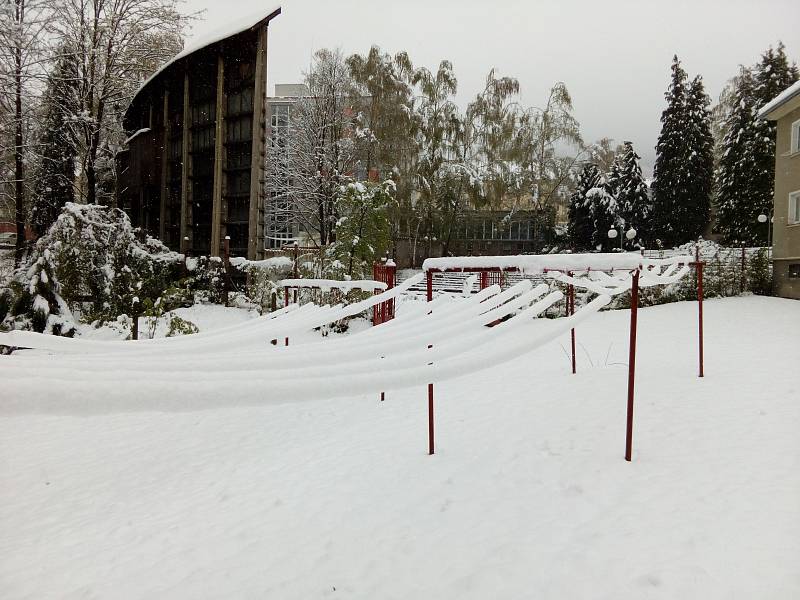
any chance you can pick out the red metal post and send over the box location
[284,287,289,307]
[625,270,640,462]
[387,261,396,320]
[428,382,435,455]
[428,342,434,455]
[426,270,433,303]
[373,262,379,325]
[568,275,576,375]
[696,247,705,378]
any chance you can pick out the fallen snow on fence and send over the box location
[422,252,694,274]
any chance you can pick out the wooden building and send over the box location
[119,7,281,259]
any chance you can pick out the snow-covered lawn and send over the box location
[1,296,798,598]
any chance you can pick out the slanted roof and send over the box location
[758,80,800,120]
[126,5,281,123]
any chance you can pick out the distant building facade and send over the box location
[264,84,307,249]
[118,7,281,259]
[760,81,800,299]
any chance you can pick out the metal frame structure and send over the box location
[423,253,705,461]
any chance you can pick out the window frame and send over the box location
[791,119,800,155]
[789,190,800,225]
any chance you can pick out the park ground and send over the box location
[1,295,798,598]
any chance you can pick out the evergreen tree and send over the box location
[716,44,798,244]
[651,55,697,248]
[683,76,714,240]
[31,48,79,237]
[567,163,601,251]
[753,42,799,110]
[613,141,652,249]
[715,69,771,244]
[748,43,799,243]
[587,177,620,252]
[651,56,689,247]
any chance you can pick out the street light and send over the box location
[757,212,773,261]
[608,225,638,251]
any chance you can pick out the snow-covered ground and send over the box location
[1,296,798,598]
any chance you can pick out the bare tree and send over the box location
[268,49,365,246]
[0,0,51,265]
[50,0,192,205]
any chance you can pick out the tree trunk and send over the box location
[13,0,25,267]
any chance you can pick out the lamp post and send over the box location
[757,212,772,261]
[608,225,638,252]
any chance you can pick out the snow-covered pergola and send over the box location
[423,251,705,461]
[0,252,706,463]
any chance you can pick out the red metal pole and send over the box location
[388,262,396,320]
[426,270,433,303]
[373,262,379,325]
[569,282,576,375]
[740,245,746,293]
[625,270,640,462]
[428,342,434,455]
[697,251,705,378]
[428,382,435,455]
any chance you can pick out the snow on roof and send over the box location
[758,80,800,119]
[422,253,695,274]
[124,127,151,145]
[131,5,281,105]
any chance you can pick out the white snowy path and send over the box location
[1,297,798,598]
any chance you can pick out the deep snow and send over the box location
[1,296,798,598]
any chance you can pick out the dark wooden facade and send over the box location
[119,7,280,259]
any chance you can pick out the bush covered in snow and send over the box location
[1,203,183,334]
[326,180,395,280]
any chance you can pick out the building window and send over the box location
[792,119,800,154]
[790,190,800,225]
[788,264,800,279]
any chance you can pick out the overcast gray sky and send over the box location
[183,0,799,176]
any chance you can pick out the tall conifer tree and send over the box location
[716,44,798,244]
[683,76,714,240]
[651,56,690,247]
[31,48,79,237]
[715,69,766,243]
[567,163,601,250]
[614,141,651,249]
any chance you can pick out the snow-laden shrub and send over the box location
[327,180,394,280]
[1,203,182,334]
[230,255,293,312]
[1,247,77,335]
[747,248,772,296]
